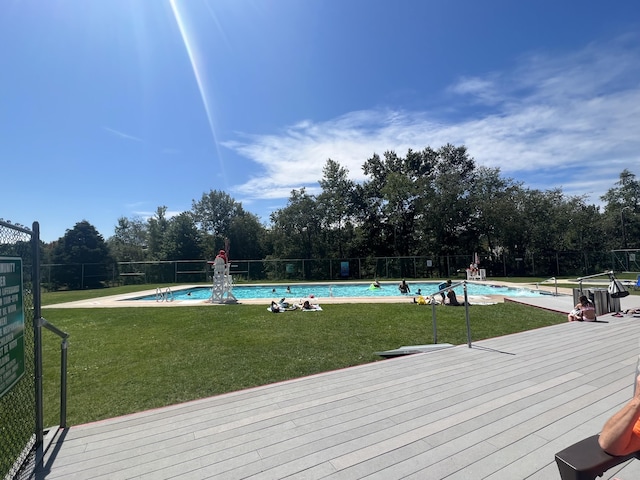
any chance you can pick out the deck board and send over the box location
[39,299,640,479]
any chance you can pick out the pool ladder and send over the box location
[155,287,174,302]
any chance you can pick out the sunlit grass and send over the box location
[41,302,564,427]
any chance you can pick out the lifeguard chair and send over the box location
[466,268,486,281]
[208,256,236,304]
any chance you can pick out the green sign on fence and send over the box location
[0,257,25,399]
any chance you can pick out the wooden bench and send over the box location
[555,434,640,479]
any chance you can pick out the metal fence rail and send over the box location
[38,250,640,291]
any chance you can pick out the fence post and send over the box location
[32,222,44,456]
[431,300,438,344]
[464,283,472,348]
[60,337,68,428]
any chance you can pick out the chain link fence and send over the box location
[39,250,640,290]
[0,221,36,480]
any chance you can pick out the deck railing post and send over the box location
[464,282,472,348]
[60,337,68,428]
[431,298,438,344]
[39,317,70,431]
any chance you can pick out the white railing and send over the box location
[429,280,472,348]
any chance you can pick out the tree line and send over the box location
[36,144,639,288]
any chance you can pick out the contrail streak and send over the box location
[169,0,228,186]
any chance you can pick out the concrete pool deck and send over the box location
[42,281,571,309]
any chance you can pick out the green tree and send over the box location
[147,206,169,260]
[228,212,266,260]
[601,169,640,208]
[162,213,202,260]
[359,148,438,258]
[421,144,476,257]
[317,159,356,258]
[601,169,640,249]
[192,190,239,235]
[269,188,323,259]
[468,167,523,259]
[192,190,247,258]
[108,216,148,262]
[50,220,114,289]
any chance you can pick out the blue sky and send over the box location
[2,0,640,243]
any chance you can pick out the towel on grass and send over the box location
[301,305,323,311]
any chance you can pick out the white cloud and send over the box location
[225,35,640,208]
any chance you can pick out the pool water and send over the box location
[130,282,548,301]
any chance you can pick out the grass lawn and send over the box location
[40,296,565,428]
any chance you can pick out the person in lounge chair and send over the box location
[599,375,640,458]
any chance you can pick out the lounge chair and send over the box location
[555,434,640,479]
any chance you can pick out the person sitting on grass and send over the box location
[439,280,449,304]
[445,286,466,306]
[413,295,427,305]
[567,295,596,322]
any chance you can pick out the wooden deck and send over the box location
[38,300,640,479]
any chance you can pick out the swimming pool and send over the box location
[129,281,549,301]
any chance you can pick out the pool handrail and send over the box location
[536,277,558,296]
[155,287,174,302]
[576,270,615,294]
